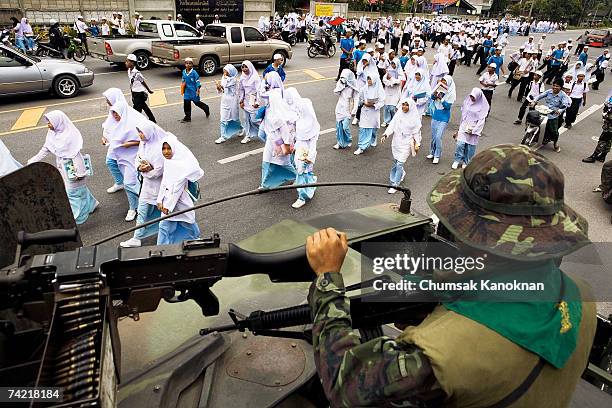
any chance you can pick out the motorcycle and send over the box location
[307,35,336,58]
[521,104,552,147]
[268,30,296,46]
[35,34,86,62]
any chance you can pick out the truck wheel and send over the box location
[53,75,79,98]
[134,51,150,70]
[199,56,218,76]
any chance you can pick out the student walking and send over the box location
[452,88,489,169]
[333,69,358,149]
[180,58,210,122]
[215,64,244,143]
[126,54,156,123]
[427,75,456,164]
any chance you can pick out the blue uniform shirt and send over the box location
[487,55,504,76]
[578,52,588,65]
[354,49,366,64]
[551,49,564,66]
[182,68,201,101]
[399,55,409,69]
[535,90,571,119]
[340,37,355,59]
[263,64,286,81]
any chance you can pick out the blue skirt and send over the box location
[134,202,162,240]
[67,185,98,225]
[157,220,201,245]
[296,172,317,201]
[260,161,297,189]
[220,120,243,140]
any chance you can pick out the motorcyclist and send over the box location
[314,20,329,56]
[48,19,67,58]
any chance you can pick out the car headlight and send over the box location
[83,66,91,73]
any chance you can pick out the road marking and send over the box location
[534,103,602,151]
[11,107,46,130]
[0,77,335,138]
[217,128,335,164]
[149,90,167,107]
[303,69,326,80]
[0,64,338,117]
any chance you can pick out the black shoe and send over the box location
[514,120,522,125]
[180,117,191,122]
[582,156,596,163]
[564,124,572,129]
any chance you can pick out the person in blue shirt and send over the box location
[89,18,100,36]
[336,30,355,81]
[399,46,410,69]
[180,58,210,122]
[544,43,566,85]
[578,46,589,66]
[534,79,571,152]
[427,75,456,164]
[476,34,494,74]
[486,47,506,78]
[263,54,287,82]
[353,40,367,65]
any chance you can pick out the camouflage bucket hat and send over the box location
[427,144,589,260]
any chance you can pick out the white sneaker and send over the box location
[451,161,460,169]
[388,188,397,194]
[381,122,388,128]
[215,137,226,144]
[120,237,142,248]
[461,163,468,169]
[426,154,434,159]
[333,143,341,150]
[354,148,364,155]
[237,129,245,137]
[125,209,137,222]
[400,171,405,182]
[432,157,440,164]
[107,183,124,193]
[291,199,306,209]
[347,143,352,148]
[240,136,252,144]
[352,117,358,125]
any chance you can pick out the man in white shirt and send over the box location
[111,12,120,34]
[100,18,110,36]
[117,12,126,35]
[74,16,89,52]
[196,14,205,32]
[126,53,156,123]
[564,72,588,128]
[437,36,452,60]
[508,51,535,101]
[523,36,535,52]
[537,34,546,61]
[479,62,498,115]
[213,15,221,24]
[133,12,141,33]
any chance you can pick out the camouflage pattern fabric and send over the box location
[427,144,589,261]
[308,272,443,407]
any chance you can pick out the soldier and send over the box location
[305,144,595,407]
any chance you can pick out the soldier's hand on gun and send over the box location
[306,228,348,277]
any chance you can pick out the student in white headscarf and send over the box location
[382,58,405,127]
[215,64,244,144]
[101,88,128,193]
[285,88,320,208]
[28,111,98,225]
[355,74,385,155]
[402,69,432,116]
[260,89,297,189]
[120,121,166,247]
[333,69,359,149]
[427,74,456,164]
[452,88,489,169]
[381,98,422,194]
[157,134,203,244]
[353,53,379,125]
[104,100,146,221]
[238,60,261,144]
[0,139,22,177]
[429,53,449,90]
[257,71,285,143]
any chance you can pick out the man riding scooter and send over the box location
[48,19,67,58]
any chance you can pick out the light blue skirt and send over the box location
[220,120,243,140]
[133,202,162,240]
[157,220,201,245]
[67,185,98,225]
[295,172,317,201]
[260,161,297,189]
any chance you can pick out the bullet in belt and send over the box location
[64,320,101,334]
[59,298,99,310]
[61,306,99,319]
[56,340,95,359]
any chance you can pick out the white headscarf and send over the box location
[564,61,584,81]
[406,69,431,97]
[431,53,449,76]
[357,53,378,83]
[240,60,261,93]
[461,88,489,122]
[404,56,419,77]
[334,69,359,93]
[137,121,165,172]
[0,139,22,176]
[261,70,285,96]
[222,64,239,91]
[389,97,421,134]
[265,88,297,132]
[161,133,203,186]
[102,88,127,131]
[433,75,456,110]
[106,101,147,148]
[284,88,320,141]
[43,110,83,158]
[386,58,402,79]
[362,74,385,101]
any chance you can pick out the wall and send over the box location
[243,0,274,28]
[133,0,175,20]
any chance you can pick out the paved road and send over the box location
[1,30,611,376]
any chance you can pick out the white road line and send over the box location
[218,127,335,164]
[534,103,602,151]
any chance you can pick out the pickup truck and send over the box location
[150,24,293,76]
[88,20,202,70]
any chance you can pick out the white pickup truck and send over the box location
[88,20,202,70]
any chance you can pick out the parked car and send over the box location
[150,24,293,76]
[585,29,612,47]
[0,43,94,98]
[88,20,202,70]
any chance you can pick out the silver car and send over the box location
[0,44,94,99]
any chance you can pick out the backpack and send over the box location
[187,180,200,202]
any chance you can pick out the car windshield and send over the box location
[589,29,608,36]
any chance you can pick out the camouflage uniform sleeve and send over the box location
[308,272,440,407]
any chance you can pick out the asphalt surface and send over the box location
[1,30,611,377]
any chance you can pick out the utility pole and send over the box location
[528,0,535,20]
[592,2,600,26]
